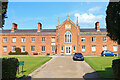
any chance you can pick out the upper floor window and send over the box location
[21,37,25,43]
[92,37,96,42]
[65,31,71,43]
[103,37,107,42]
[12,38,16,43]
[31,37,35,42]
[51,37,55,43]
[81,37,85,42]
[42,37,45,42]
[3,37,7,43]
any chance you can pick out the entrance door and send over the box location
[65,46,71,55]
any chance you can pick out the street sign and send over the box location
[19,61,24,66]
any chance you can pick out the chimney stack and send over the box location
[37,22,42,32]
[95,21,100,32]
[11,23,17,32]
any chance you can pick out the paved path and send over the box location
[30,56,99,78]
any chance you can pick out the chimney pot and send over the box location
[12,22,17,32]
[37,22,42,32]
[95,21,100,31]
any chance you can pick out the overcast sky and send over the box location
[4,2,109,29]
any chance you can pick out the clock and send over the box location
[65,24,71,29]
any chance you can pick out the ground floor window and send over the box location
[113,46,117,52]
[103,45,107,50]
[42,46,45,52]
[73,46,75,52]
[92,45,96,52]
[61,46,63,52]
[31,46,35,52]
[21,46,25,52]
[52,46,55,52]
[3,46,7,52]
[82,45,85,52]
[12,46,16,52]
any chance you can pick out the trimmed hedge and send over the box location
[2,58,19,80]
[9,47,28,55]
[112,59,120,80]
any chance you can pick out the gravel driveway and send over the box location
[30,56,99,79]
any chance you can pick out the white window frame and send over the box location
[3,37,7,43]
[82,45,85,52]
[103,37,107,42]
[41,46,45,52]
[31,46,35,52]
[21,37,25,43]
[52,46,55,52]
[21,46,25,52]
[65,31,72,43]
[3,46,7,52]
[92,37,96,42]
[92,45,96,52]
[113,46,117,52]
[12,46,16,52]
[12,38,16,43]
[103,45,107,50]
[81,37,85,42]
[31,37,35,43]
[42,37,45,42]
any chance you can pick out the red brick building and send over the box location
[0,15,118,55]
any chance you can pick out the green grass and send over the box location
[84,56,119,78]
[1,56,52,78]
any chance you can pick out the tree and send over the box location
[0,1,8,29]
[106,1,120,44]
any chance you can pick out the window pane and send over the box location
[92,45,96,52]
[82,45,85,52]
[65,31,71,43]
[3,38,7,43]
[21,46,25,52]
[12,38,16,43]
[113,46,117,52]
[12,46,16,52]
[52,46,55,52]
[31,46,35,52]
[42,46,45,52]
[31,37,35,42]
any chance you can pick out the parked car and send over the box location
[73,53,84,61]
[101,50,117,56]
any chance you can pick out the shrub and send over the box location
[2,58,19,80]
[112,59,120,80]
[9,47,28,55]
[33,53,38,55]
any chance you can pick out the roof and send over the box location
[0,28,106,33]
[80,28,107,32]
[0,29,56,33]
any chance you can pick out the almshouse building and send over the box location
[0,15,118,55]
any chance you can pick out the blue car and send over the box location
[101,50,117,56]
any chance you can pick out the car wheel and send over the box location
[103,54,106,57]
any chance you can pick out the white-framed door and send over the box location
[65,45,72,55]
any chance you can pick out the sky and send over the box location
[4,2,109,29]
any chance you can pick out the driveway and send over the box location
[30,56,99,78]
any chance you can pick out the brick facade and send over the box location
[0,16,118,55]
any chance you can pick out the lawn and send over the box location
[84,56,119,78]
[2,56,52,78]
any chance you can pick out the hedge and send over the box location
[2,58,19,80]
[9,47,28,55]
[112,59,120,80]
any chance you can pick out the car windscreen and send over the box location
[75,53,82,55]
